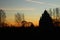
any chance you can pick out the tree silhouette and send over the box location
[49,8,53,18]
[0,9,6,27]
[39,10,54,32]
[15,13,22,25]
[30,22,35,32]
[21,21,27,27]
[56,8,59,20]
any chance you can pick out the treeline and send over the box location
[0,8,60,32]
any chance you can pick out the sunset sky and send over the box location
[0,0,60,26]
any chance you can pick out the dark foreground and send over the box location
[0,26,60,32]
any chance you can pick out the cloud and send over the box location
[26,0,60,7]
[0,8,35,11]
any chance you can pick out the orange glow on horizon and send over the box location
[6,20,39,27]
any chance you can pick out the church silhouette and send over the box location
[39,10,55,32]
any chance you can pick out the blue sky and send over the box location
[0,0,60,25]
